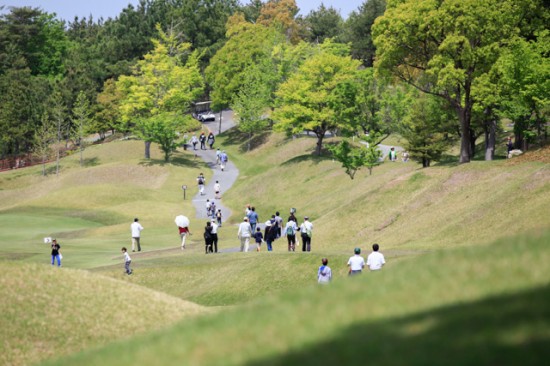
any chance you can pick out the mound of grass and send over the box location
[0,262,207,366]
[45,229,550,366]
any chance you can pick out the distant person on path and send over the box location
[216,148,221,164]
[254,227,264,252]
[237,217,253,252]
[190,134,198,150]
[274,211,283,238]
[299,216,313,252]
[367,243,386,271]
[389,147,397,162]
[197,173,206,195]
[506,137,514,158]
[210,219,219,253]
[347,247,365,276]
[402,151,409,162]
[214,181,221,199]
[247,206,259,232]
[204,221,214,253]
[207,132,215,149]
[178,224,191,250]
[264,220,278,252]
[199,132,206,150]
[205,199,212,216]
[288,209,297,223]
[220,151,228,171]
[51,239,61,267]
[284,219,298,252]
[216,209,222,227]
[131,218,143,252]
[317,258,332,284]
[122,247,132,275]
[210,201,216,219]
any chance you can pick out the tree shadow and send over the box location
[138,153,203,168]
[246,284,550,366]
[433,153,461,167]
[281,148,333,166]
[82,157,100,167]
[222,129,272,153]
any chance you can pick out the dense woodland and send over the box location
[0,0,548,169]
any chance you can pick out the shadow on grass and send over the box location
[247,284,550,366]
[82,157,100,167]
[222,129,271,153]
[138,153,203,169]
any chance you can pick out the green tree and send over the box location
[94,78,122,139]
[303,4,344,43]
[72,91,91,167]
[135,113,185,162]
[117,26,203,160]
[273,44,361,155]
[373,0,538,163]
[33,112,56,176]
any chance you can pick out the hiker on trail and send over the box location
[210,219,219,253]
[254,227,263,252]
[199,132,206,150]
[264,220,278,252]
[506,137,514,158]
[197,173,206,195]
[274,211,283,238]
[288,209,297,223]
[207,132,215,149]
[190,134,198,150]
[318,258,332,284]
[214,181,221,199]
[402,151,409,162]
[348,247,365,276]
[51,239,61,267]
[367,243,386,271]
[205,199,212,216]
[299,216,313,252]
[216,148,221,164]
[216,209,222,227]
[131,218,143,252]
[121,247,132,275]
[204,221,214,253]
[245,204,251,216]
[220,151,228,171]
[284,219,298,252]
[247,206,259,232]
[178,224,191,250]
[237,217,253,252]
[389,147,397,162]
[210,201,217,219]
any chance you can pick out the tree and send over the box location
[33,112,56,176]
[94,78,122,139]
[273,43,361,155]
[50,92,67,176]
[373,0,537,163]
[135,113,184,162]
[257,0,302,44]
[72,91,91,167]
[117,26,203,160]
[303,4,344,44]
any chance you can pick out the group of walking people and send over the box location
[317,244,386,284]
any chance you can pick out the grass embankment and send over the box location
[0,262,207,366]
[46,229,550,366]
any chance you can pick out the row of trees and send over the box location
[0,0,548,173]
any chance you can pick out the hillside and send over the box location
[0,262,208,366]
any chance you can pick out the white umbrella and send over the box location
[175,215,190,227]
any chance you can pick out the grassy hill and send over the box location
[0,131,549,365]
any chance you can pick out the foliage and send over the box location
[135,113,186,162]
[257,0,301,44]
[273,43,362,155]
[302,4,344,43]
[94,78,122,138]
[72,91,91,166]
[32,113,56,176]
[328,137,380,179]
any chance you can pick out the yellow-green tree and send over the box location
[117,25,203,160]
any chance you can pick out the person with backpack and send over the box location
[204,221,214,254]
[284,219,298,252]
[216,209,222,227]
[197,173,206,195]
[199,132,207,150]
[317,258,332,284]
[299,216,313,252]
[207,132,215,149]
[220,151,228,171]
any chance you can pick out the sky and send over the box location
[1,1,365,21]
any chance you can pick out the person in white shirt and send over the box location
[121,247,132,275]
[367,243,386,271]
[299,216,313,252]
[237,217,253,252]
[210,219,219,253]
[317,258,332,284]
[130,218,144,252]
[347,247,365,276]
[214,181,221,199]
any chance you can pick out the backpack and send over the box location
[198,177,204,184]
[286,225,294,236]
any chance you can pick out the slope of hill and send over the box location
[0,262,208,366]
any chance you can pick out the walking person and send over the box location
[190,133,198,151]
[204,221,214,253]
[216,148,221,164]
[220,151,228,171]
[210,219,219,253]
[205,199,212,216]
[210,201,217,219]
[216,209,222,227]
[318,258,332,284]
[506,136,514,158]
[284,219,298,252]
[274,211,283,238]
[199,132,206,150]
[299,216,313,252]
[197,173,206,195]
[130,218,143,252]
[347,247,365,276]
[367,243,386,271]
[237,217,253,252]
[178,224,191,250]
[254,227,264,252]
[389,147,397,162]
[247,206,259,232]
[264,220,278,252]
[51,239,62,267]
[207,132,215,149]
[214,181,221,199]
[121,247,132,275]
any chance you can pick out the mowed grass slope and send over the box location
[46,229,550,366]
[0,262,208,366]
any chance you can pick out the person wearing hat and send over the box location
[347,247,365,276]
[299,216,313,252]
[237,216,253,252]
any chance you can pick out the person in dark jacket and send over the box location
[204,221,213,253]
[264,220,278,252]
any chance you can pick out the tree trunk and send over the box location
[456,106,471,163]
[469,127,477,159]
[42,158,46,176]
[484,118,496,161]
[315,131,325,156]
[144,141,151,159]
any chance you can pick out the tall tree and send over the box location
[373,0,537,163]
[72,91,91,167]
[33,112,56,176]
[303,4,344,44]
[273,42,361,155]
